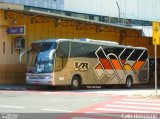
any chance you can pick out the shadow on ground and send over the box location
[26,83,159,91]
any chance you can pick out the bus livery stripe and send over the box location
[110,59,123,70]
[95,63,103,69]
[99,59,113,69]
[133,61,145,71]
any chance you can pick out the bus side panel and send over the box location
[54,42,149,86]
[135,60,149,83]
[53,58,73,86]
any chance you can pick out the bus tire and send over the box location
[125,76,133,88]
[71,75,81,90]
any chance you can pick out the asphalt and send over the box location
[0,85,27,90]
[0,84,160,97]
[0,83,157,91]
[0,85,49,90]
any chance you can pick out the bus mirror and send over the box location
[49,49,56,60]
[19,51,28,63]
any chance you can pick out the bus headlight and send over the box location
[44,76,53,79]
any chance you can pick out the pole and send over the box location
[155,44,157,94]
[116,1,120,24]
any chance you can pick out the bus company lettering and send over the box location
[74,61,89,71]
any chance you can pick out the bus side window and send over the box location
[55,42,69,71]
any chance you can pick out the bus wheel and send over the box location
[125,76,133,88]
[71,75,81,90]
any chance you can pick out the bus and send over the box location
[20,38,149,89]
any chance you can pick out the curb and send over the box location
[0,85,27,90]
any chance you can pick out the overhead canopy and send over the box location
[28,9,142,31]
[0,2,143,31]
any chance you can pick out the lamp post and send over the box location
[116,1,120,24]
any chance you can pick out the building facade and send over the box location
[1,0,160,22]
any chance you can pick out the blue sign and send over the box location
[6,26,25,35]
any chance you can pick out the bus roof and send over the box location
[32,38,147,50]
[32,39,57,43]
[32,38,118,45]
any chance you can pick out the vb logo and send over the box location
[74,61,89,71]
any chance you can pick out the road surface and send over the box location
[0,87,160,119]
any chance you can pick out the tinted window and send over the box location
[70,43,124,59]
[40,42,57,52]
[103,47,124,59]
[120,49,133,60]
[57,42,69,57]
[70,43,99,58]
[31,42,57,52]
[96,48,106,58]
[139,50,148,61]
[70,43,83,57]
[55,42,69,70]
[128,50,143,61]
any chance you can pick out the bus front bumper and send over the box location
[26,78,53,85]
[26,73,54,85]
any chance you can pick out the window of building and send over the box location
[89,15,94,20]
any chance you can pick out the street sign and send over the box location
[6,25,25,35]
[152,21,160,94]
[152,22,160,45]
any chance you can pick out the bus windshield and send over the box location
[27,42,57,73]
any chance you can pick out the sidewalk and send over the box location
[78,88,160,99]
[131,89,160,99]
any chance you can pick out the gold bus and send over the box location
[20,38,149,89]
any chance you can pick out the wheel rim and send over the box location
[73,79,79,87]
[127,79,131,87]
